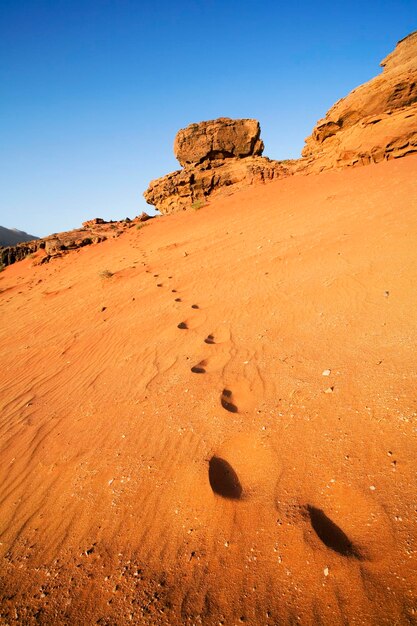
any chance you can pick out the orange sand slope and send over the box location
[1,156,417,625]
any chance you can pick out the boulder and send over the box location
[174,118,264,166]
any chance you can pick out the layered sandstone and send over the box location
[302,31,417,170]
[144,118,291,214]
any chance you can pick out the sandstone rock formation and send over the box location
[0,213,153,269]
[144,33,417,215]
[174,117,264,166]
[145,155,291,215]
[302,30,417,171]
[144,118,290,214]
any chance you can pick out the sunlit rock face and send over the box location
[173,117,264,166]
[302,31,417,170]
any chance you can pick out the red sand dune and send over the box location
[1,155,417,624]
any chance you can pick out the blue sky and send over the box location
[0,0,415,237]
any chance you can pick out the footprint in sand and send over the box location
[303,505,363,559]
[203,327,230,345]
[191,304,199,309]
[177,315,204,331]
[219,378,258,414]
[190,344,232,375]
[288,482,394,562]
[174,297,182,302]
[220,389,238,413]
[208,456,243,500]
[191,360,207,374]
[212,433,278,500]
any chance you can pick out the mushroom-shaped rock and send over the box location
[143,117,292,214]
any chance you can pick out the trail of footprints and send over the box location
[149,266,369,562]
[148,267,238,411]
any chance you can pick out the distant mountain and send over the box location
[0,226,39,247]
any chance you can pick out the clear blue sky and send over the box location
[0,0,415,237]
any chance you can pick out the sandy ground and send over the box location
[0,156,417,625]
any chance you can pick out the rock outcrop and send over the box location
[174,118,264,166]
[145,154,292,215]
[302,31,417,171]
[144,118,291,214]
[0,213,153,269]
[144,33,417,215]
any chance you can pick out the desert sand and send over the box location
[1,154,417,624]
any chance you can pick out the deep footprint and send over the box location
[306,505,363,559]
[209,456,242,499]
[191,360,207,374]
[191,304,199,309]
[177,322,188,330]
[204,334,215,344]
[220,389,238,413]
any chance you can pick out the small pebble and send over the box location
[322,369,331,376]
[324,567,329,577]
